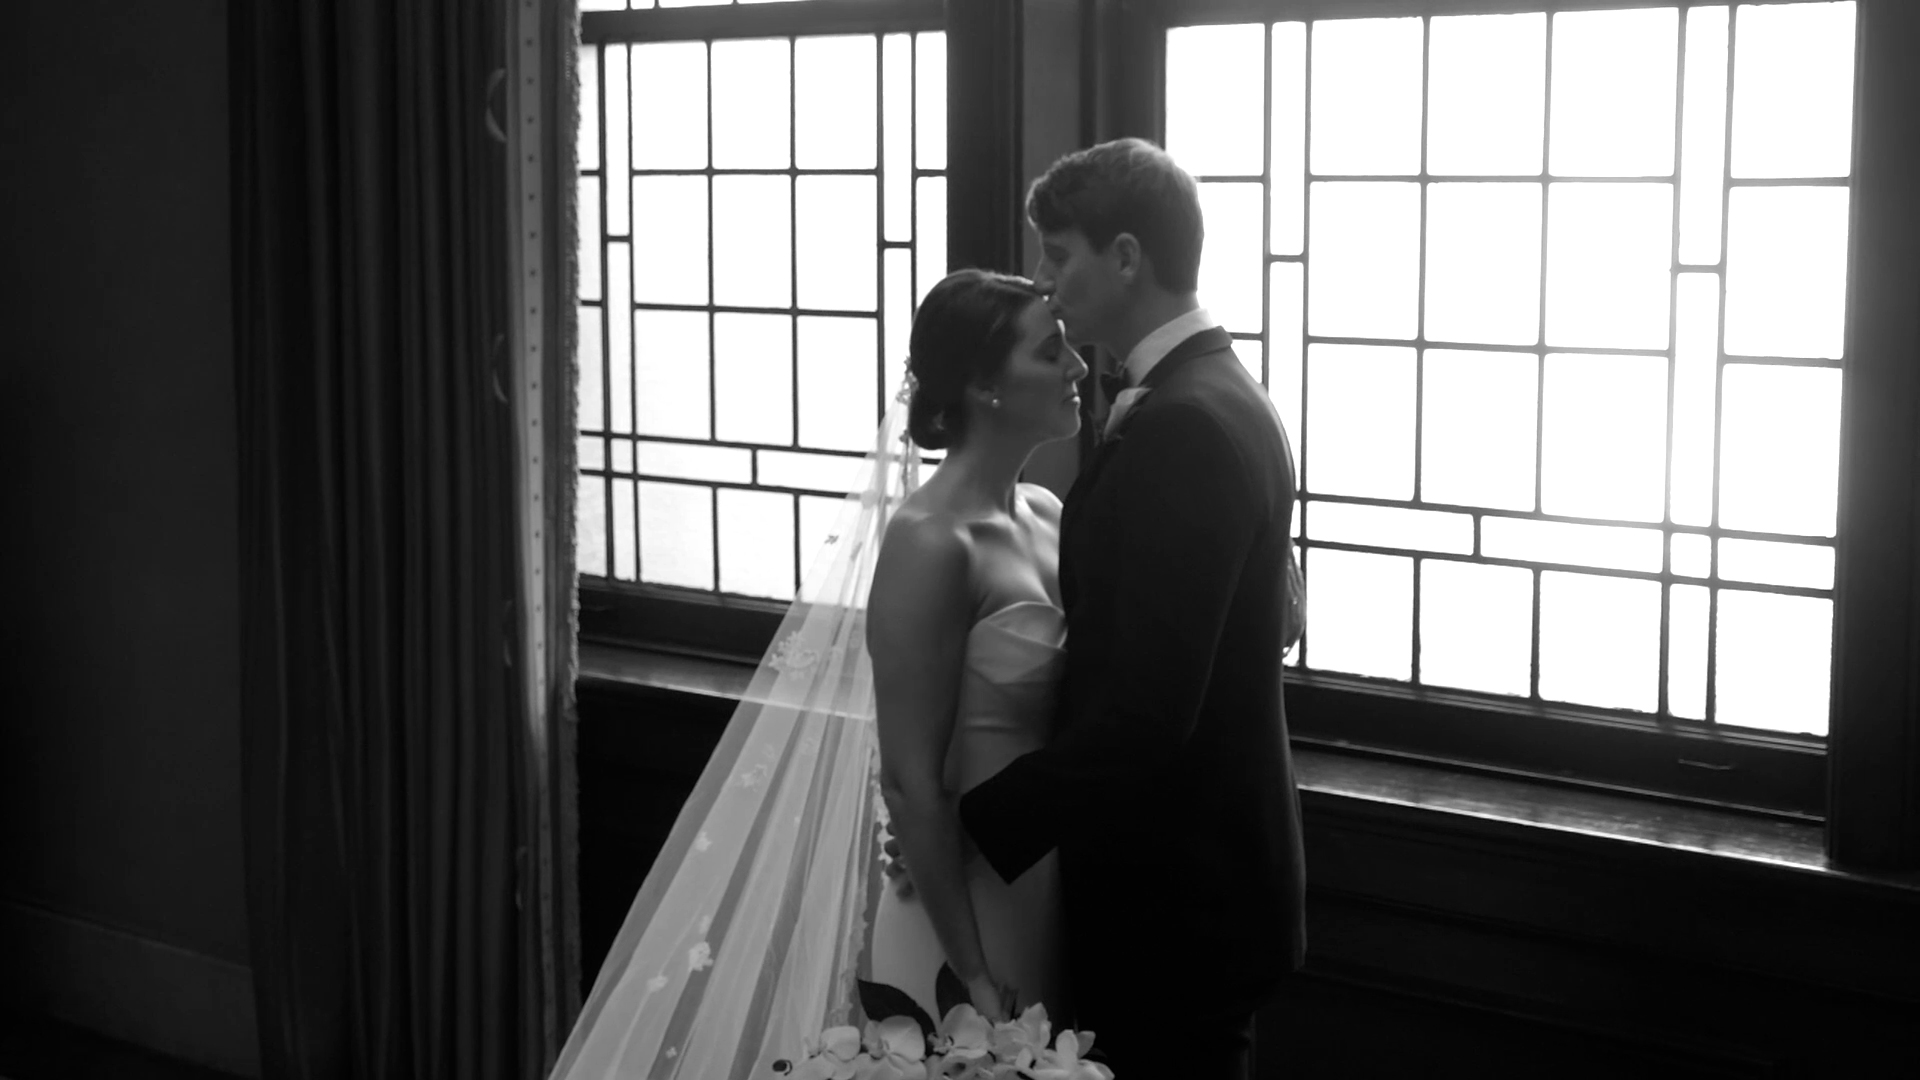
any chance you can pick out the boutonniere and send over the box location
[1102,387,1150,441]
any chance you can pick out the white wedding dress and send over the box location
[866,599,1070,1023]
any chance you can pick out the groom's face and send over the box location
[1032,227,1126,351]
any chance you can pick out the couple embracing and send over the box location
[554,138,1306,1080]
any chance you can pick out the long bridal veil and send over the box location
[550,397,921,1080]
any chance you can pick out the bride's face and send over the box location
[978,300,1089,446]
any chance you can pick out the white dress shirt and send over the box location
[1104,307,1217,438]
[1120,306,1217,388]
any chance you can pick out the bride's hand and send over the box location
[880,837,914,900]
[964,972,1017,1023]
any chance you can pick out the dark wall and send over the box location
[576,684,736,981]
[0,1,255,1075]
[578,682,1920,1078]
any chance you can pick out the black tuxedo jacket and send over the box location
[959,327,1307,1024]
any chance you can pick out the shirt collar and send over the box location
[1121,307,1217,388]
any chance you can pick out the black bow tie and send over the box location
[1097,370,1130,402]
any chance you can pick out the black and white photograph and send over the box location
[3,1,1918,1078]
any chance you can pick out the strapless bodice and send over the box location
[945,601,1066,794]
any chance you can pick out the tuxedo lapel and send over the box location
[1137,325,1233,393]
[1068,326,1234,506]
[1060,325,1236,608]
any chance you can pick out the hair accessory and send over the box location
[897,360,918,405]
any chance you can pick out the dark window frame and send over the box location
[577,0,1920,865]
[578,0,958,656]
[1094,0,1919,854]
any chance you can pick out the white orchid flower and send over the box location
[789,1025,867,1080]
[989,1003,1051,1060]
[933,1004,992,1063]
[848,1015,927,1080]
[1029,1029,1112,1080]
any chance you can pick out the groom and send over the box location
[957,138,1307,1078]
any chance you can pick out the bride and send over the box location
[549,268,1088,1079]
[865,268,1087,1025]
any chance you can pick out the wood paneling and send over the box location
[580,672,1920,1074]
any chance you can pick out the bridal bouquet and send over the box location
[772,970,1113,1080]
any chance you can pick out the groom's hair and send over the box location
[1025,137,1203,294]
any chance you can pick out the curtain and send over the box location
[504,0,586,1071]
[231,0,578,1075]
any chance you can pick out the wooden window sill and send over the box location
[576,641,1918,895]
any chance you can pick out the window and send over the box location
[1148,0,1860,813]
[574,0,947,649]
[573,0,1919,833]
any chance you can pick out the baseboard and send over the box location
[0,898,259,1079]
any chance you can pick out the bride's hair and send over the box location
[906,269,1043,451]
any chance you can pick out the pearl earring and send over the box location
[991,396,1002,409]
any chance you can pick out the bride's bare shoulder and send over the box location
[1017,482,1063,524]
[868,507,976,651]
[876,498,975,584]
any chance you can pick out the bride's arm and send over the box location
[866,515,997,991]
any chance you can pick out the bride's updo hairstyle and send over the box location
[906,269,1044,451]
